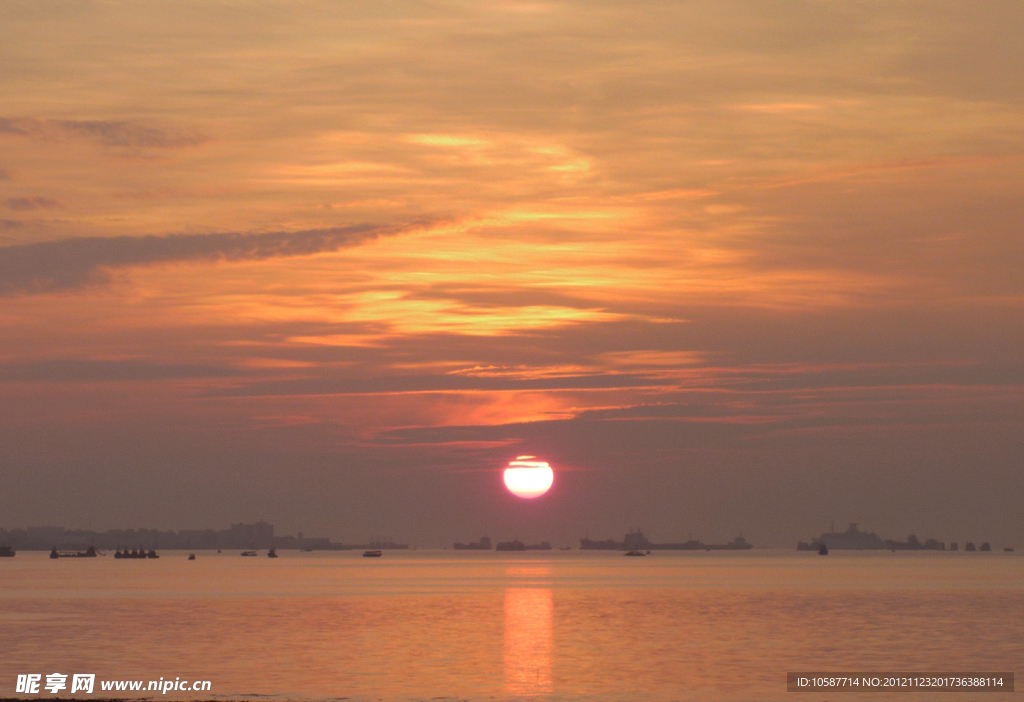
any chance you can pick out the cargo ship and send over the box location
[580,530,752,551]
[796,523,950,551]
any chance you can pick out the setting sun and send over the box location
[503,457,554,499]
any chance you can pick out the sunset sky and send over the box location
[2,0,1022,546]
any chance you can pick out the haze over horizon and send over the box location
[1,1,1022,549]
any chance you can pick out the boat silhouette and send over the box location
[362,549,383,557]
[113,546,157,559]
[51,546,98,558]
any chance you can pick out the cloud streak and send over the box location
[6,196,59,211]
[202,371,675,398]
[0,117,207,149]
[0,222,420,295]
[0,359,242,382]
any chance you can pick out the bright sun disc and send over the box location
[503,456,554,498]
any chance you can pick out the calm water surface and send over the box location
[1,550,1021,701]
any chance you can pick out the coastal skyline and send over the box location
[0,518,1008,552]
[1,1,1022,548]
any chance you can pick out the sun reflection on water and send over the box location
[503,567,553,697]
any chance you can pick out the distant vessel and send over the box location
[624,550,647,557]
[188,553,196,560]
[581,530,753,551]
[362,550,382,557]
[798,523,885,551]
[496,539,526,552]
[0,546,14,557]
[240,550,258,557]
[797,523,948,551]
[1005,547,1014,552]
[979,542,991,552]
[454,536,491,550]
[115,547,155,559]
[267,548,278,558]
[361,540,409,550]
[51,546,98,558]
[818,542,828,556]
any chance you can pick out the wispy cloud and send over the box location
[6,196,59,211]
[0,359,243,382]
[0,117,207,149]
[0,222,423,295]
[202,371,674,398]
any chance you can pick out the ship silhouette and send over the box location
[581,530,752,551]
[797,523,953,551]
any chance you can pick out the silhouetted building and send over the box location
[0,522,371,551]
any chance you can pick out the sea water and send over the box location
[1,550,1021,701]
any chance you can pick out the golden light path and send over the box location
[503,457,554,499]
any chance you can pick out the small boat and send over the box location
[188,553,196,561]
[146,549,159,559]
[818,543,829,555]
[267,548,278,558]
[624,550,647,557]
[51,546,98,558]
[0,546,14,557]
[240,550,258,557]
[1005,547,1014,552]
[362,550,383,557]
